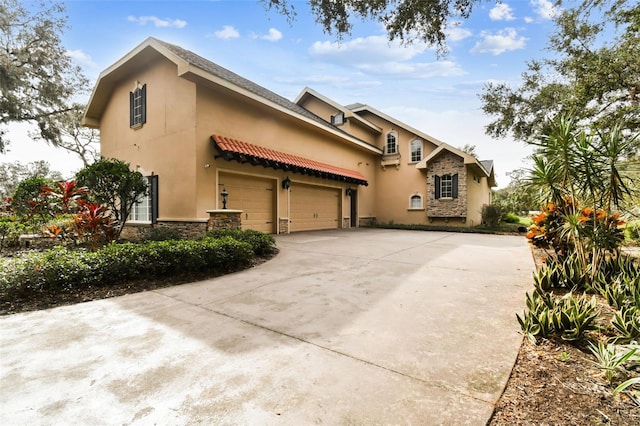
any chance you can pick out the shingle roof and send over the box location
[153,38,367,142]
[212,135,368,186]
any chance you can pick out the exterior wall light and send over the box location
[282,176,291,189]
[346,188,354,197]
[221,187,228,209]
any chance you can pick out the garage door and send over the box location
[219,173,275,233]
[290,184,340,232]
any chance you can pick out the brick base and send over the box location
[207,210,242,231]
[359,216,377,227]
[279,218,289,234]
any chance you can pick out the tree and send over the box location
[0,0,88,153]
[492,168,537,215]
[263,0,481,55]
[29,107,100,166]
[480,0,639,144]
[10,175,54,221]
[75,158,148,239]
[459,144,477,157]
[0,161,63,198]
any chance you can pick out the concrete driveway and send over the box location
[1,229,534,425]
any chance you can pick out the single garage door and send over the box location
[290,183,340,232]
[219,172,275,233]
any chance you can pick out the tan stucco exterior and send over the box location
[84,38,496,234]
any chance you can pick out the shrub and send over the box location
[139,226,183,242]
[502,212,521,224]
[626,221,640,244]
[0,237,253,298]
[203,229,276,255]
[481,204,502,227]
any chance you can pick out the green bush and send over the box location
[481,204,503,227]
[0,217,28,252]
[0,237,253,298]
[203,229,276,255]
[626,221,640,244]
[502,212,521,224]
[139,226,183,242]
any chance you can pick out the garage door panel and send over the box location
[290,184,340,232]
[219,173,275,233]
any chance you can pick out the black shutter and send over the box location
[434,175,441,199]
[129,91,134,127]
[452,174,459,199]
[150,174,158,224]
[141,84,147,124]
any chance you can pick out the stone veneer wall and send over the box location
[120,220,208,241]
[207,210,242,231]
[279,218,289,234]
[359,216,377,227]
[342,217,350,228]
[426,152,467,218]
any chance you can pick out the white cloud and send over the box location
[309,35,427,64]
[445,22,472,42]
[489,3,516,21]
[213,25,240,39]
[260,28,282,42]
[308,35,462,78]
[66,49,97,68]
[127,15,187,28]
[470,28,527,55]
[531,0,558,20]
[524,16,534,23]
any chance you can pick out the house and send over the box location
[83,37,496,236]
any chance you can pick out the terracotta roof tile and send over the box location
[212,135,368,186]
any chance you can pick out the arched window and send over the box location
[410,194,422,209]
[410,139,422,162]
[385,132,397,154]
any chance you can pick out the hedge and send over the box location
[203,228,276,255]
[0,236,253,298]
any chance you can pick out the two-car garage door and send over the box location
[219,172,340,233]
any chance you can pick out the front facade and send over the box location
[83,38,496,235]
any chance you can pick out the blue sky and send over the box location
[4,0,565,187]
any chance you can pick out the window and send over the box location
[434,174,458,199]
[129,175,158,223]
[410,139,422,162]
[331,112,345,125]
[385,132,397,154]
[410,194,422,209]
[129,83,147,128]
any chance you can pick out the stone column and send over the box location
[206,210,243,231]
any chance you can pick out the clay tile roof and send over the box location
[212,135,368,186]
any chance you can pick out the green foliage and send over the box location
[0,161,62,198]
[139,226,183,242]
[76,157,148,239]
[204,229,276,255]
[517,290,599,343]
[264,0,480,55]
[481,204,502,227]
[10,176,53,221]
[588,341,639,384]
[0,216,27,252]
[626,221,640,244]
[611,307,640,343]
[481,0,639,145]
[0,0,88,153]
[502,212,521,224]
[0,237,253,297]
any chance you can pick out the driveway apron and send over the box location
[0,229,534,425]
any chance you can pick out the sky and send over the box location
[2,0,565,188]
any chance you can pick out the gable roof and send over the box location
[295,88,382,133]
[416,145,497,187]
[82,37,381,155]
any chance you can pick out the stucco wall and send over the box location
[466,173,491,226]
[98,55,198,220]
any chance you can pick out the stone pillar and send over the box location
[206,210,242,231]
[279,217,290,234]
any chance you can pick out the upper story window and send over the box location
[410,194,423,209]
[331,112,345,125]
[410,139,422,162]
[434,173,459,199]
[129,83,147,128]
[385,132,397,154]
